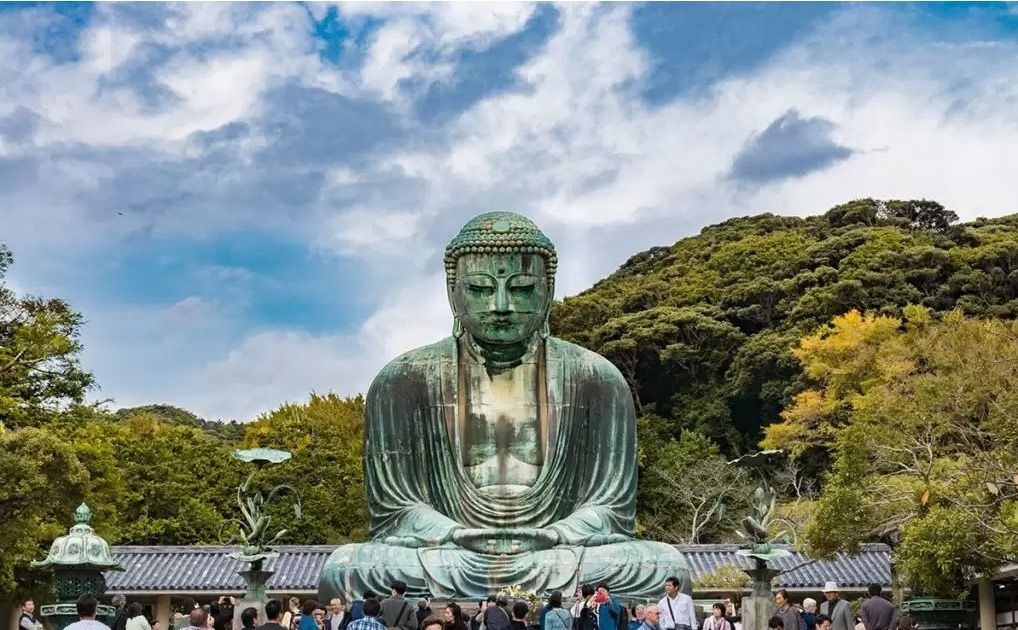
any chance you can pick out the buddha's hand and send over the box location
[585,534,630,546]
[382,537,427,545]
[451,528,560,554]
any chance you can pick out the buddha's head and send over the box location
[445,212,557,349]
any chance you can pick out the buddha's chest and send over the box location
[460,361,543,493]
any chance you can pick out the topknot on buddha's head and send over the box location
[444,212,558,290]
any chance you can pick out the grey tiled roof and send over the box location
[106,545,334,593]
[105,543,891,594]
[677,543,891,589]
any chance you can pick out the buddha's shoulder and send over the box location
[371,337,456,381]
[546,336,626,382]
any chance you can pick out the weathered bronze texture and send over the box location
[319,212,691,601]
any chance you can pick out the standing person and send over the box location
[346,600,386,630]
[484,597,511,630]
[299,601,320,630]
[470,601,486,630]
[509,603,529,630]
[571,587,592,630]
[19,599,42,630]
[594,585,625,630]
[240,608,259,630]
[628,605,645,630]
[126,603,152,630]
[639,606,661,630]
[544,592,572,630]
[767,619,784,630]
[65,594,112,630]
[326,599,347,630]
[539,596,553,630]
[818,584,853,630]
[814,616,832,630]
[256,600,287,630]
[658,577,697,630]
[351,592,378,623]
[800,600,816,630]
[859,585,895,630]
[418,601,433,628]
[380,582,416,630]
[185,610,208,630]
[111,595,130,630]
[701,604,733,630]
[773,591,803,630]
[445,604,467,630]
[422,619,445,630]
[282,599,303,630]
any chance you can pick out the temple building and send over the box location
[87,543,893,628]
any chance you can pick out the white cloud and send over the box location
[342,2,537,103]
[162,274,452,420]
[7,2,1018,420]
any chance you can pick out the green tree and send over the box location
[48,408,244,545]
[770,308,1018,596]
[0,426,89,599]
[638,418,751,543]
[0,245,94,428]
[552,198,994,460]
[243,393,368,544]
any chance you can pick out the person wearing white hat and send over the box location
[818,583,853,630]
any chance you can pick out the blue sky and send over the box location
[2,2,1017,420]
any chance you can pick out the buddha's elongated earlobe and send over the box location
[539,315,550,339]
[452,315,464,339]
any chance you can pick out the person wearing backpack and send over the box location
[658,577,697,630]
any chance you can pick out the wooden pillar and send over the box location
[978,578,996,630]
[154,595,172,630]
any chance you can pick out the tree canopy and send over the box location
[766,307,1018,596]
[0,245,94,429]
[551,198,1016,455]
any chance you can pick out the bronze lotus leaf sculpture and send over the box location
[222,448,302,569]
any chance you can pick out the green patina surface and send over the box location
[319,212,691,601]
[33,504,121,630]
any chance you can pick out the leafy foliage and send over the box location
[0,245,94,428]
[242,393,369,544]
[48,407,245,545]
[637,416,752,543]
[0,426,89,599]
[773,308,1018,595]
[552,199,1016,455]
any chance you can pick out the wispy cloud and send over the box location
[2,2,1017,419]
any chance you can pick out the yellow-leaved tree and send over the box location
[764,307,1018,597]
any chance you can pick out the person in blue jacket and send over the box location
[594,585,623,630]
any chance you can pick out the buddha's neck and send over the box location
[463,334,540,373]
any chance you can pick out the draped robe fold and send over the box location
[318,336,691,601]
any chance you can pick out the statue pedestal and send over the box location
[233,568,274,630]
[738,550,785,630]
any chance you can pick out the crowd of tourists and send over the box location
[765,583,911,630]
[25,577,914,630]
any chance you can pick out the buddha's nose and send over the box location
[493,284,512,314]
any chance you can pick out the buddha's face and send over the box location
[452,252,549,346]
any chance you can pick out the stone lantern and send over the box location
[32,503,123,630]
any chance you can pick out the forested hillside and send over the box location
[5,197,1018,599]
[551,198,1018,455]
